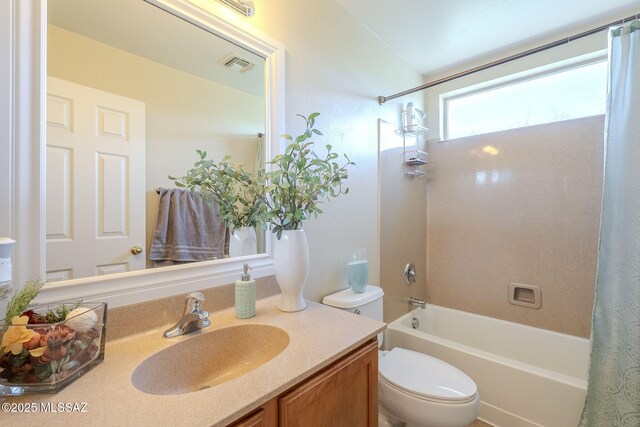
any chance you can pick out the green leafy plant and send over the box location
[40,301,83,324]
[170,151,267,228]
[264,113,354,239]
[2,280,82,328]
[3,280,43,327]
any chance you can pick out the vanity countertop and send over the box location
[1,295,385,426]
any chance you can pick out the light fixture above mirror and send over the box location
[217,0,255,17]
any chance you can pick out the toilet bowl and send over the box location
[322,286,480,427]
[379,348,479,427]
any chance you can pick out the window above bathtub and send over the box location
[440,53,607,140]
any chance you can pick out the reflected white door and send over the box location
[46,77,146,282]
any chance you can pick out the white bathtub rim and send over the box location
[398,304,590,345]
[387,307,588,390]
[385,323,587,390]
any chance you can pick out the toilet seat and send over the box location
[379,348,477,404]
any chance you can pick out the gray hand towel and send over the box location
[149,188,227,262]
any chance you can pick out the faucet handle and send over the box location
[404,263,417,284]
[186,291,205,302]
[184,291,206,314]
[199,310,211,328]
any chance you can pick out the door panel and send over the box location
[46,77,146,282]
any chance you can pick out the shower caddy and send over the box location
[399,107,428,177]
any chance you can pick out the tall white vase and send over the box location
[229,226,258,258]
[274,229,309,312]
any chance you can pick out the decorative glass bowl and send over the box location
[0,302,106,396]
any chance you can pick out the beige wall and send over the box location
[245,1,423,302]
[48,24,264,256]
[379,120,427,322]
[416,16,627,338]
[426,116,603,337]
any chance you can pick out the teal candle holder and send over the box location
[347,247,368,293]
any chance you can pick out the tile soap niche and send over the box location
[508,283,542,309]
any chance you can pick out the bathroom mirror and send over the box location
[5,0,284,306]
[46,0,267,282]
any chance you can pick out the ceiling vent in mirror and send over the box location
[220,54,257,73]
[217,0,255,17]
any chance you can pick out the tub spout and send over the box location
[408,296,426,309]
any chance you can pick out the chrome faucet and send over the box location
[163,292,211,338]
[408,296,426,309]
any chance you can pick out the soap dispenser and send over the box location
[235,263,256,319]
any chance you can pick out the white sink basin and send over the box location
[131,324,289,395]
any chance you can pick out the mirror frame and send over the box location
[3,0,285,308]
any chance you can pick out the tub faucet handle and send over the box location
[404,263,416,284]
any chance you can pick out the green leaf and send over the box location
[3,280,44,328]
[282,134,293,140]
[261,113,354,231]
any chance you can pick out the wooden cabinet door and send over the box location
[278,339,378,427]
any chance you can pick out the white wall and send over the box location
[200,0,425,302]
[0,1,11,239]
[2,0,424,309]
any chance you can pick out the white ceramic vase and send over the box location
[274,229,309,312]
[228,226,258,258]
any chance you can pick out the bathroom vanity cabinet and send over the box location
[1,297,385,427]
[231,338,378,427]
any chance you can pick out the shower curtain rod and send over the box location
[378,13,639,105]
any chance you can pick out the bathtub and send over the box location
[384,305,590,427]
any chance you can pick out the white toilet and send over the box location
[322,285,480,427]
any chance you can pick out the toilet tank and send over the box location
[322,285,384,346]
[322,285,384,320]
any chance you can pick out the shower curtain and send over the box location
[579,20,640,427]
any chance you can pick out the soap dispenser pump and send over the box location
[235,263,256,319]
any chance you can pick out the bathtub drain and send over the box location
[411,317,420,329]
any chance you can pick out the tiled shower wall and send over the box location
[379,120,427,323]
[425,115,604,338]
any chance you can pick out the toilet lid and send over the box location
[379,348,477,403]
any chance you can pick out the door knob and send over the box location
[130,246,143,255]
